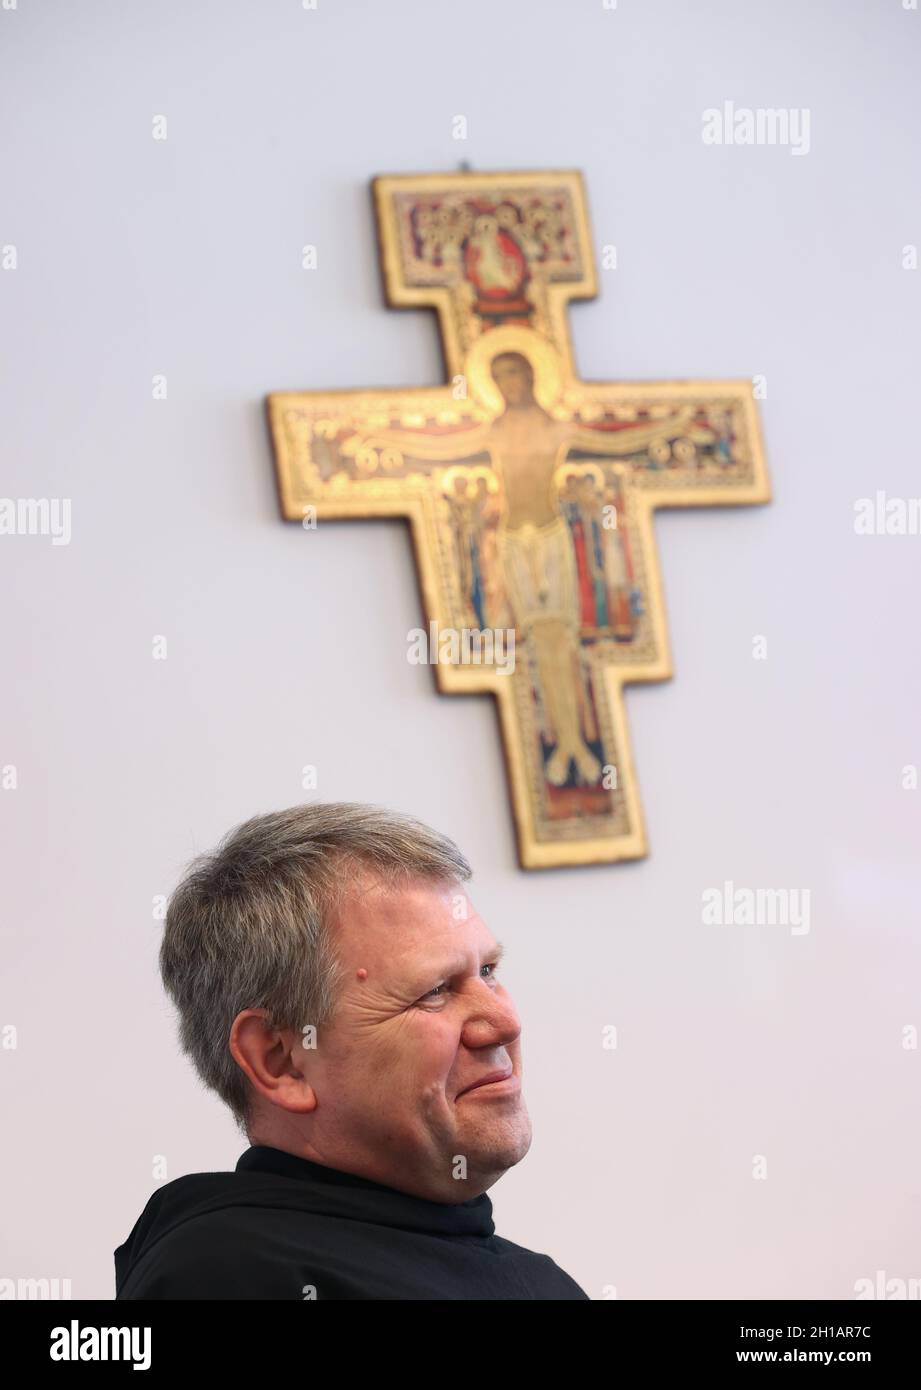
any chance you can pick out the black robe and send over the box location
[114,1144,589,1300]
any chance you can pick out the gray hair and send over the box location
[159,802,471,1134]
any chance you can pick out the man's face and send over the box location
[491,355,534,408]
[306,875,531,1201]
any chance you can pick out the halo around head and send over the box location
[441,463,499,498]
[553,460,606,493]
[464,324,564,415]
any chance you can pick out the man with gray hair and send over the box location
[114,803,588,1300]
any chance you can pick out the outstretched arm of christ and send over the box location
[337,420,493,465]
[565,410,711,458]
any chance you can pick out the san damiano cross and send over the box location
[268,170,770,869]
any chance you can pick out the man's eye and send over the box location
[418,963,500,1004]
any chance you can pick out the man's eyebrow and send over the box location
[408,941,506,994]
[446,940,506,978]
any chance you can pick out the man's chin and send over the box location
[462,1113,533,1172]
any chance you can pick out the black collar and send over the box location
[235,1145,496,1239]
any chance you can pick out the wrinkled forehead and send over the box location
[331,872,491,978]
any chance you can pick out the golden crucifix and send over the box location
[268,170,769,869]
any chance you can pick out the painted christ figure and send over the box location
[335,349,685,788]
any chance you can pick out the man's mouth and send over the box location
[456,1067,516,1099]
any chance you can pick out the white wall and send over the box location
[2,0,920,1299]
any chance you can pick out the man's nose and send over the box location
[463,986,521,1046]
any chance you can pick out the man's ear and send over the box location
[229,1010,318,1116]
